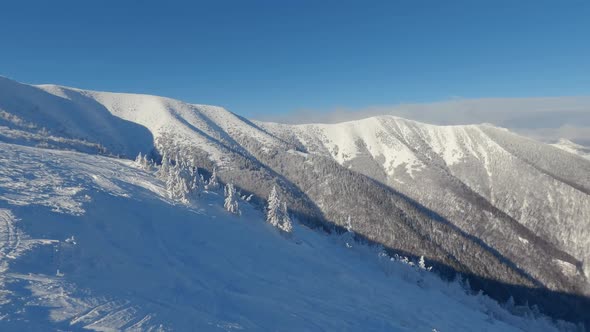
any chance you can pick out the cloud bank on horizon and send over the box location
[255,96,590,146]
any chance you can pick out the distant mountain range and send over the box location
[1,76,589,325]
[552,138,590,160]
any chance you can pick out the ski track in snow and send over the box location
[0,143,170,331]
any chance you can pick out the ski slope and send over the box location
[1,76,589,328]
[0,142,570,331]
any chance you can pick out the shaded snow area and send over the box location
[0,142,573,331]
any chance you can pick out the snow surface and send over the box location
[551,138,590,160]
[34,84,285,165]
[262,116,590,274]
[261,117,509,180]
[1,76,588,330]
[288,117,427,178]
[0,142,570,331]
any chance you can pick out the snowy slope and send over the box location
[1,76,589,325]
[0,141,569,331]
[260,117,590,285]
[35,83,286,163]
[0,76,285,163]
[552,138,590,160]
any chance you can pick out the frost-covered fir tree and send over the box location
[266,186,292,233]
[418,256,426,270]
[142,155,152,170]
[224,183,240,215]
[418,256,431,271]
[134,152,145,168]
[165,163,177,198]
[205,167,219,190]
[188,167,201,197]
[163,160,191,204]
[135,152,144,165]
[158,152,170,179]
[266,186,281,227]
[173,174,190,204]
[135,152,152,171]
[278,202,292,233]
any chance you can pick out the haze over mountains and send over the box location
[0,76,589,329]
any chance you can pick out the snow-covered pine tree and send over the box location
[266,186,292,233]
[171,164,190,204]
[205,167,219,190]
[175,174,190,204]
[163,161,190,204]
[158,152,170,179]
[135,152,152,171]
[266,186,281,227]
[418,256,431,271]
[165,162,176,198]
[224,183,240,214]
[278,202,292,233]
[141,154,152,170]
[135,152,143,165]
[418,256,426,270]
[188,167,200,197]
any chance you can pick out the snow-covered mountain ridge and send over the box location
[552,138,590,160]
[0,141,575,331]
[260,116,590,269]
[1,76,589,327]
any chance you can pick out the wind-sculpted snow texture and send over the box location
[0,76,589,327]
[0,142,571,331]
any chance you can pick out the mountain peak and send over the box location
[1,77,589,328]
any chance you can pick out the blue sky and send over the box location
[1,0,589,118]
